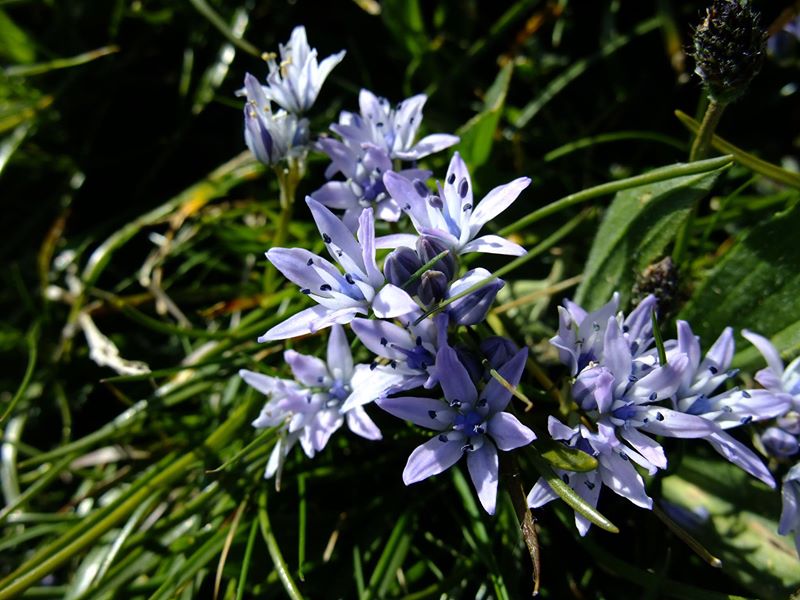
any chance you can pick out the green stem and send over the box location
[258,489,304,600]
[498,155,732,237]
[264,159,303,295]
[689,99,726,162]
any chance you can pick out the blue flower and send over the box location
[331,89,458,161]
[380,152,530,257]
[742,330,800,457]
[259,199,419,341]
[242,73,309,165]
[241,325,397,481]
[378,345,535,514]
[348,310,442,397]
[260,26,345,115]
[550,293,657,376]
[312,138,429,228]
[528,416,652,536]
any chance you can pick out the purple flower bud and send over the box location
[455,346,483,384]
[384,246,423,294]
[480,336,518,370]
[447,277,504,326]
[762,426,799,457]
[416,235,456,281]
[418,270,449,305]
[244,106,275,164]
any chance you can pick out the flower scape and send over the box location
[4,2,800,599]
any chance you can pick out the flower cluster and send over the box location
[529,294,786,535]
[239,28,533,514]
[739,331,800,552]
[237,26,800,552]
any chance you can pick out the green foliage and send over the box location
[575,164,727,309]
[681,203,800,367]
[1,1,799,599]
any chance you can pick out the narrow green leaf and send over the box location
[499,155,733,236]
[0,8,35,64]
[575,166,727,309]
[364,511,412,600]
[675,110,800,189]
[455,62,513,169]
[528,449,619,534]
[258,490,304,600]
[538,439,598,473]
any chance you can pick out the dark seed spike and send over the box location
[447,173,456,184]
[380,337,388,346]
[428,410,437,419]
[320,284,332,292]
[322,233,332,243]
[307,258,314,266]
[656,412,665,421]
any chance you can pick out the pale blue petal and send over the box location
[598,452,653,509]
[487,412,536,450]
[377,396,455,430]
[375,233,419,250]
[468,177,531,239]
[743,329,785,379]
[527,478,558,508]
[258,305,363,342]
[483,347,528,413]
[619,427,666,472]
[345,406,382,440]
[266,248,341,291]
[707,430,775,487]
[306,197,365,274]
[437,345,478,406]
[629,353,689,401]
[467,442,499,514]
[403,434,465,484]
[547,416,577,441]
[639,407,716,438]
[350,317,412,360]
[603,317,632,384]
[340,364,409,411]
[311,181,357,209]
[461,234,527,256]
[372,284,420,318]
[285,350,329,386]
[398,133,460,160]
[326,325,353,381]
[356,208,384,288]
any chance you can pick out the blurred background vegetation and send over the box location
[1,0,800,598]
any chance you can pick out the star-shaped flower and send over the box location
[378,344,535,514]
[260,26,345,115]
[380,152,530,257]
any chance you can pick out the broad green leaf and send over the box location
[455,62,513,170]
[662,455,800,599]
[680,204,800,369]
[575,166,726,309]
[538,439,598,472]
[0,9,35,64]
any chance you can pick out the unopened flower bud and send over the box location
[384,246,423,294]
[416,236,456,281]
[692,0,767,104]
[418,270,449,305]
[446,268,504,326]
[480,336,518,371]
